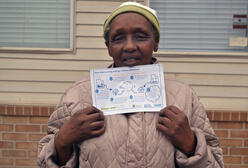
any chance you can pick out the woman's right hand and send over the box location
[55,106,105,165]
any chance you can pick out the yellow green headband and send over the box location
[103,2,160,42]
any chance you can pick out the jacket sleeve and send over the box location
[37,99,79,168]
[175,88,224,168]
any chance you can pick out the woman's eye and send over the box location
[111,35,124,43]
[135,33,149,40]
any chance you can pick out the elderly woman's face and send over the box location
[106,12,158,67]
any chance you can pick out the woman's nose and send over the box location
[123,37,137,52]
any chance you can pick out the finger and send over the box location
[168,106,181,114]
[98,110,104,120]
[158,116,172,128]
[157,123,169,135]
[157,122,177,138]
[167,106,189,125]
[91,123,106,136]
[73,106,99,117]
[85,106,101,115]
[160,108,177,120]
[159,107,168,117]
[87,112,105,123]
[89,120,105,130]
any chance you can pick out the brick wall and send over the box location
[207,111,248,168]
[0,105,53,168]
[0,104,247,168]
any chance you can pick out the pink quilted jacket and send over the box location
[37,77,224,168]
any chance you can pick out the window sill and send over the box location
[0,47,75,54]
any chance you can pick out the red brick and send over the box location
[16,106,23,115]
[28,150,38,158]
[0,105,6,114]
[219,139,242,147]
[223,156,241,164]
[210,122,216,129]
[213,112,221,120]
[49,107,55,114]
[41,107,49,116]
[215,130,228,138]
[222,112,230,121]
[0,141,13,148]
[240,112,247,121]
[2,150,26,157]
[15,125,40,132]
[3,133,27,141]
[231,112,239,121]
[29,133,46,141]
[0,158,13,166]
[230,148,248,155]
[246,123,248,128]
[6,105,15,115]
[42,125,47,133]
[0,166,13,168]
[244,156,248,164]
[16,159,37,166]
[221,147,228,155]
[245,140,248,146]
[229,166,248,168]
[32,106,40,116]
[16,142,38,150]
[206,111,213,120]
[0,124,13,131]
[231,130,248,138]
[2,116,27,124]
[218,122,243,129]
[24,106,31,115]
[30,116,49,124]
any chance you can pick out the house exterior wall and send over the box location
[0,0,247,167]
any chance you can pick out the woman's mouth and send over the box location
[122,57,140,66]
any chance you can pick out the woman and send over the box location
[38,2,224,167]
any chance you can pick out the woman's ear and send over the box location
[105,41,109,48]
[154,43,159,52]
[105,42,113,58]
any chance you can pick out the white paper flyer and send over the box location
[90,64,166,115]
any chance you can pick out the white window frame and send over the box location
[0,0,75,53]
[146,0,248,57]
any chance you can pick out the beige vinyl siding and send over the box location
[0,0,247,111]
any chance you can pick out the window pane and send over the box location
[150,0,248,52]
[0,0,71,49]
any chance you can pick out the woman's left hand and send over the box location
[157,105,196,154]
